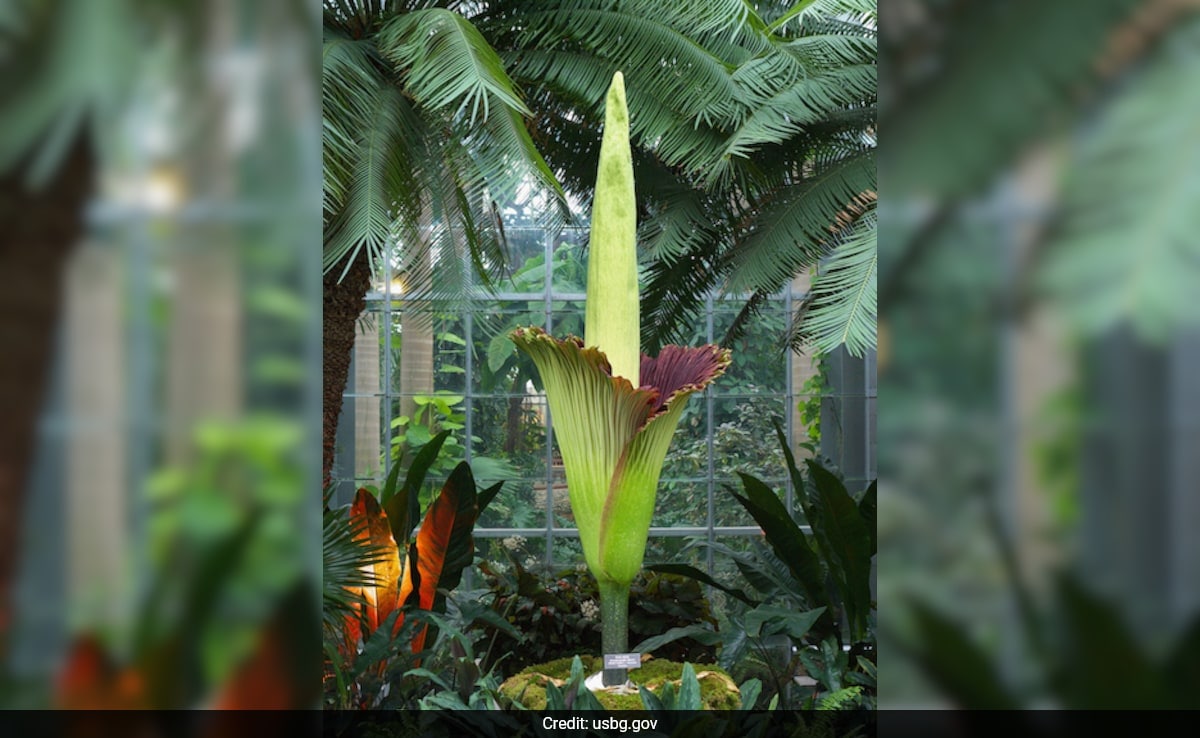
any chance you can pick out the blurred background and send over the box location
[0,0,321,708]
[880,0,1200,708]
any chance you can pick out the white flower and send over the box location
[580,599,600,621]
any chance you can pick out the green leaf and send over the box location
[739,678,762,710]
[632,625,723,655]
[1052,574,1164,708]
[488,332,516,373]
[477,480,504,516]
[646,563,757,605]
[803,210,877,357]
[1165,614,1200,704]
[350,609,404,681]
[858,480,877,557]
[732,473,832,636]
[544,681,567,710]
[383,429,451,545]
[744,606,825,641]
[805,459,873,641]
[1037,14,1200,341]
[885,0,1140,197]
[639,684,665,711]
[676,663,702,710]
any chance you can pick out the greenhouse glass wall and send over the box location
[330,225,877,579]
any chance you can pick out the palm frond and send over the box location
[499,1,745,136]
[799,207,877,357]
[322,32,388,220]
[724,148,875,296]
[712,62,875,185]
[1037,16,1200,340]
[0,0,140,183]
[379,7,530,124]
[322,82,419,280]
[766,0,876,36]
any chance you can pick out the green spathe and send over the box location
[509,328,728,587]
[585,71,639,387]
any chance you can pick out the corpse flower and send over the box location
[511,72,730,686]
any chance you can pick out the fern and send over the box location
[817,685,864,710]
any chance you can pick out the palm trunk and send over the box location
[0,134,94,653]
[323,251,373,490]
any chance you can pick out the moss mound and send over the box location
[499,656,740,710]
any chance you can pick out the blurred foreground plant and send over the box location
[899,496,1200,709]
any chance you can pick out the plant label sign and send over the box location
[603,653,641,670]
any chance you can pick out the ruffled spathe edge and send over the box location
[509,326,731,429]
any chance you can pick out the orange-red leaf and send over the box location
[409,464,479,652]
[347,488,404,641]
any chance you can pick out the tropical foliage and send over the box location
[482,0,878,356]
[883,0,1200,341]
[322,0,565,291]
[649,427,877,709]
[324,430,504,708]
[322,0,877,354]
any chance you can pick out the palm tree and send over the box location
[477,0,878,356]
[321,0,565,486]
[322,1,880,485]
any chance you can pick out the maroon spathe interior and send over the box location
[639,344,728,414]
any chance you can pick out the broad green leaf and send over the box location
[632,625,723,655]
[732,473,831,636]
[805,459,873,641]
[676,663,702,710]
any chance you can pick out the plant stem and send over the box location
[598,579,630,686]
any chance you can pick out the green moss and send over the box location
[499,657,740,711]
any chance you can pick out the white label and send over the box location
[603,653,641,670]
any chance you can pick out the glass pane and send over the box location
[653,481,708,527]
[708,394,789,479]
[470,308,546,393]
[549,535,583,571]
[712,481,757,527]
[550,228,588,294]
[548,303,584,339]
[712,305,789,394]
[476,478,545,531]
[430,312,467,393]
[498,227,549,293]
[643,536,708,569]
[469,397,547,474]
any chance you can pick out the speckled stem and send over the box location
[598,579,630,686]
